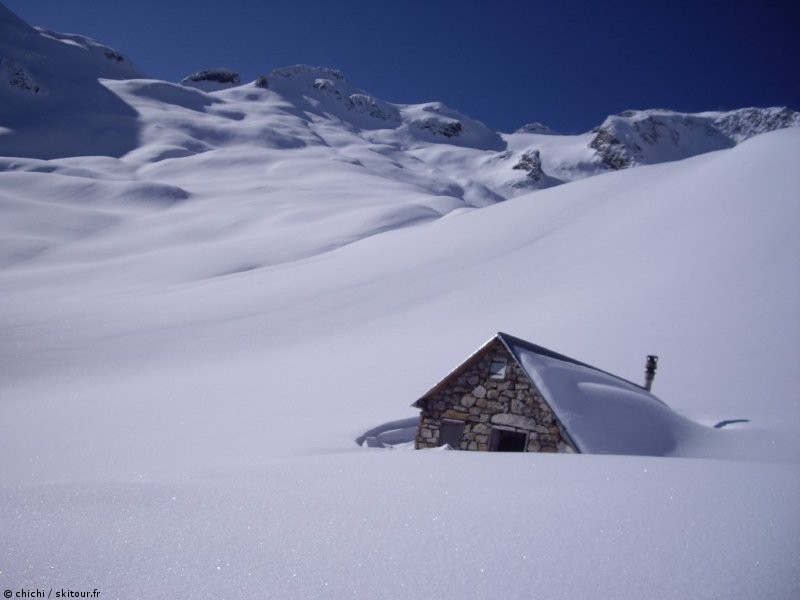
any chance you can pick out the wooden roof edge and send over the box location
[411,334,504,408]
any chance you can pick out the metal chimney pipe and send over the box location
[644,355,658,391]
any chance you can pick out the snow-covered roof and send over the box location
[418,332,705,456]
[498,334,694,456]
[499,333,711,456]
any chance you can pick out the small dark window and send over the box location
[439,420,465,448]
[490,428,527,452]
[489,357,507,379]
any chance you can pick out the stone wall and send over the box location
[415,339,577,453]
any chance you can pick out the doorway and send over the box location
[490,428,528,452]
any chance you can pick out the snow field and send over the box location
[1,453,797,600]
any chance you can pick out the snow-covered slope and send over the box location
[0,3,142,158]
[4,126,797,461]
[2,122,799,598]
[1,4,799,599]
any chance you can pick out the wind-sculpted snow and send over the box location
[125,79,224,111]
[517,349,716,457]
[0,167,188,267]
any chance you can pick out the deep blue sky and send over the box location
[4,0,799,133]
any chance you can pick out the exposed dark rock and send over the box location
[588,107,800,170]
[270,65,346,81]
[589,128,632,170]
[0,58,45,94]
[420,119,463,138]
[713,107,800,142]
[103,50,125,63]
[347,93,396,121]
[180,69,241,86]
[512,149,545,182]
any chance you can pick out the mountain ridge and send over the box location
[1,1,797,193]
[589,107,800,169]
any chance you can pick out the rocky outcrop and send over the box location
[268,65,401,124]
[417,104,465,138]
[347,93,398,121]
[0,58,45,94]
[589,107,800,170]
[512,149,545,182]
[312,78,400,122]
[712,107,800,142]
[589,127,633,170]
[271,65,346,81]
[180,69,241,91]
[418,118,463,138]
[404,102,506,151]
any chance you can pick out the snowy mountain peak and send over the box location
[398,102,505,151]
[0,3,143,158]
[589,107,800,169]
[1,2,797,194]
[269,64,348,83]
[261,64,401,127]
[33,26,142,79]
[0,4,141,88]
[0,1,38,40]
[710,106,800,142]
[514,122,559,135]
[254,65,503,149]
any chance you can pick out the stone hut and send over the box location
[413,332,679,455]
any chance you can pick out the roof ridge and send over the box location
[496,332,593,370]
[497,331,665,402]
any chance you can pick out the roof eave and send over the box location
[411,334,503,408]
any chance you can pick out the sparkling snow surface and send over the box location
[1,12,799,596]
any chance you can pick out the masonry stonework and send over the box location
[415,339,577,453]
